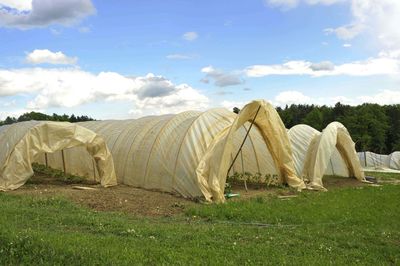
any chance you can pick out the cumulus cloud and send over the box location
[26,49,77,65]
[358,89,400,105]
[266,0,344,9]
[78,26,90,33]
[274,91,311,106]
[220,100,247,111]
[0,108,34,120]
[0,0,32,11]
[0,0,95,29]
[267,0,400,51]
[273,89,400,107]
[182,31,198,41]
[343,43,352,48]
[0,99,15,107]
[0,67,209,117]
[309,61,335,71]
[324,24,364,40]
[245,53,400,77]
[166,54,194,60]
[201,66,243,87]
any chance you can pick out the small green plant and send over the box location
[265,174,281,187]
[227,171,283,189]
[31,163,87,184]
[224,182,232,194]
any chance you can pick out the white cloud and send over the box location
[273,89,400,107]
[0,109,33,120]
[358,89,400,105]
[268,0,400,51]
[309,61,335,71]
[274,91,311,106]
[266,0,344,9]
[0,99,15,107]
[128,83,209,116]
[26,49,77,65]
[343,43,352,48]
[0,0,32,11]
[220,100,246,111]
[0,0,95,29]
[306,0,345,5]
[324,24,364,40]
[78,26,90,33]
[350,0,400,49]
[245,53,400,77]
[379,49,400,59]
[182,31,198,41]
[50,28,61,35]
[267,0,300,9]
[201,65,243,87]
[166,54,194,60]
[0,67,209,117]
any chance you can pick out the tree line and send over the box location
[276,103,400,154]
[0,112,94,126]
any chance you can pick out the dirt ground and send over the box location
[6,174,366,217]
[8,174,195,217]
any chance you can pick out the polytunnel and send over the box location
[288,122,365,190]
[0,121,117,191]
[358,151,390,168]
[357,151,400,171]
[43,100,305,202]
[389,152,400,170]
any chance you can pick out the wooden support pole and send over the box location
[44,152,48,168]
[92,159,96,181]
[330,158,335,176]
[61,149,66,173]
[226,105,261,177]
[241,149,248,192]
[364,151,367,167]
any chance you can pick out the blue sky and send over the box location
[0,0,399,119]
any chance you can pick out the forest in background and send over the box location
[276,103,400,154]
[1,102,399,154]
[0,112,94,126]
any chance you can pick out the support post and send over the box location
[241,149,248,191]
[330,158,335,176]
[44,153,48,168]
[61,149,66,173]
[364,151,367,167]
[92,159,96,181]
[226,105,261,177]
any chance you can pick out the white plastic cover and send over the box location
[358,151,400,170]
[288,122,365,190]
[41,100,304,202]
[0,121,117,190]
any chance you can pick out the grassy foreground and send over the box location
[1,176,399,265]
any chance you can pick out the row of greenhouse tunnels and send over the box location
[1,99,398,203]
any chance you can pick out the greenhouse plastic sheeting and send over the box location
[389,152,400,170]
[358,151,400,170]
[42,99,304,202]
[196,100,306,202]
[288,122,365,190]
[0,121,117,190]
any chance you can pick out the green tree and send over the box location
[301,108,324,131]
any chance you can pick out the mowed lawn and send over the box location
[1,173,399,265]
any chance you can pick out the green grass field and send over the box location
[1,172,399,265]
